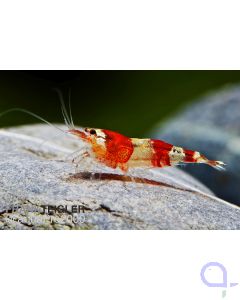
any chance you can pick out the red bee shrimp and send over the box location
[68,127,225,173]
[0,94,225,174]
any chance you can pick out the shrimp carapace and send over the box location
[68,128,226,173]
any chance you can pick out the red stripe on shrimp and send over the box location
[150,139,172,167]
[102,129,134,164]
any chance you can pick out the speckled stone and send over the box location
[0,124,240,229]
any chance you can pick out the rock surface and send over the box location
[152,85,240,205]
[0,124,240,229]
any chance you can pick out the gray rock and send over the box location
[152,85,240,204]
[0,124,240,229]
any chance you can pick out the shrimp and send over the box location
[0,91,225,174]
[68,127,225,173]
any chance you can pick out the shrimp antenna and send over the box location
[0,108,67,135]
[53,88,75,130]
[68,88,75,129]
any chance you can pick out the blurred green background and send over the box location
[1,71,240,136]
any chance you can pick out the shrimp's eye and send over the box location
[89,129,97,135]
